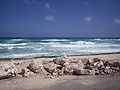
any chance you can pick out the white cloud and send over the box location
[84,2,90,7]
[84,16,92,23]
[114,18,120,24]
[45,3,50,10]
[44,15,55,21]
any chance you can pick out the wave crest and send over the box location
[70,41,96,45]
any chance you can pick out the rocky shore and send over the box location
[0,53,120,90]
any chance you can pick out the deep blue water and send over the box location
[0,38,120,59]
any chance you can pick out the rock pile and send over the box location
[0,56,120,79]
[42,57,120,77]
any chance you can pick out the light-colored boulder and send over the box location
[64,61,84,75]
[43,62,55,75]
[103,66,113,74]
[93,60,104,68]
[27,61,43,73]
[53,64,64,76]
[0,63,17,79]
[53,57,66,66]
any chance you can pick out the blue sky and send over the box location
[0,0,120,37]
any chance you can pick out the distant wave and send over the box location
[41,42,61,44]
[0,43,28,46]
[51,42,120,48]
[93,39,102,41]
[70,41,96,45]
[11,39,26,42]
[40,39,70,42]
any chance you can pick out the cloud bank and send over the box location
[45,3,50,10]
[84,16,92,23]
[44,15,55,21]
[114,18,120,24]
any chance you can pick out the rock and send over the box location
[112,62,120,68]
[73,69,83,75]
[19,68,30,77]
[73,68,94,75]
[43,62,55,75]
[64,63,76,75]
[93,60,104,69]
[104,66,113,74]
[93,58,101,62]
[78,60,84,69]
[69,58,78,63]
[64,61,84,75]
[14,62,20,65]
[94,69,100,75]
[80,58,89,65]
[42,60,51,65]
[84,59,93,70]
[84,65,93,70]
[27,61,43,73]
[85,60,91,66]
[53,57,66,67]
[0,63,17,79]
[54,64,64,76]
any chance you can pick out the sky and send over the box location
[0,0,120,37]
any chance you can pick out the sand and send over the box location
[0,53,120,90]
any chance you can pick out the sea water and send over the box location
[0,38,120,59]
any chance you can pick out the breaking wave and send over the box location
[40,39,70,42]
[0,38,120,59]
[70,41,96,45]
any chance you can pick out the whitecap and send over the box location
[0,43,28,46]
[40,39,70,42]
[11,39,25,42]
[70,41,96,45]
[93,39,102,41]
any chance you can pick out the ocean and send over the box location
[0,38,120,59]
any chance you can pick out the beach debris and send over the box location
[0,63,17,79]
[27,61,43,73]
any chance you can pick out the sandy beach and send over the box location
[0,53,120,90]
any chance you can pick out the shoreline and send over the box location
[0,52,120,60]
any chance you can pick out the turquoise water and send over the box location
[0,38,120,59]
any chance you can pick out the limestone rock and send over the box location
[64,61,84,75]
[43,62,55,75]
[19,68,30,77]
[27,61,43,73]
[104,66,113,74]
[0,63,17,79]
[112,62,120,68]
[53,57,66,67]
